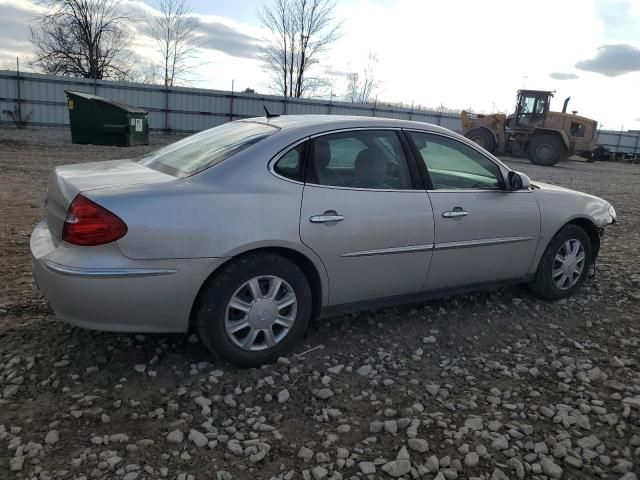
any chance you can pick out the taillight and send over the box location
[62,195,127,246]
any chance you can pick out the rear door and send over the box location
[406,130,541,291]
[299,129,435,306]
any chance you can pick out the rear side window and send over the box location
[307,130,413,190]
[138,121,278,178]
[273,142,306,181]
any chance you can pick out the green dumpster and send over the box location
[65,90,149,146]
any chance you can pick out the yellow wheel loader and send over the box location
[461,90,599,166]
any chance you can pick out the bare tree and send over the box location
[30,0,134,79]
[344,52,379,103]
[345,72,359,103]
[260,0,340,98]
[359,52,378,103]
[149,0,201,87]
[125,60,164,84]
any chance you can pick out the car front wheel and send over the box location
[195,253,312,367]
[529,224,592,300]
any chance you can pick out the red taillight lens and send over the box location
[62,195,127,246]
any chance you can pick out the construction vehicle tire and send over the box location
[465,128,496,153]
[527,133,566,166]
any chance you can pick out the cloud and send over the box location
[196,21,261,59]
[549,72,579,80]
[595,0,640,42]
[575,44,640,76]
[0,1,36,60]
[123,1,261,60]
[323,68,350,78]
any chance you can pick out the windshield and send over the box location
[138,121,279,177]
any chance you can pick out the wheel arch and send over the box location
[565,217,601,263]
[188,245,327,331]
[536,216,601,271]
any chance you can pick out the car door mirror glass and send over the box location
[507,171,531,190]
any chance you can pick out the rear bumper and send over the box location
[30,218,223,333]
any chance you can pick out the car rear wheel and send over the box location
[529,224,591,300]
[527,133,566,166]
[465,128,496,153]
[195,253,312,367]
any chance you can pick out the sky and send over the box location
[1,0,639,130]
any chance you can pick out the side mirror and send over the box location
[507,171,531,190]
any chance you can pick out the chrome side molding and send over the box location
[434,236,534,251]
[342,244,434,257]
[43,260,178,278]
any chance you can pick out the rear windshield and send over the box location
[138,121,279,177]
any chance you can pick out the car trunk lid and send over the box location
[46,159,175,240]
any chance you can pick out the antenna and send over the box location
[263,106,280,119]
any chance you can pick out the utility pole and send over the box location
[230,79,235,122]
[16,57,22,125]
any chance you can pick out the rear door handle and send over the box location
[310,212,344,223]
[442,209,469,218]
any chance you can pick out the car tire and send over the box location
[529,224,592,300]
[195,253,312,367]
[527,133,566,166]
[465,128,496,153]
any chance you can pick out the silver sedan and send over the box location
[31,115,616,366]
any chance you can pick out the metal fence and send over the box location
[0,70,461,133]
[595,131,640,155]
[1,70,639,156]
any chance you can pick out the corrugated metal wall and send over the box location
[0,70,638,154]
[0,70,462,132]
[596,131,640,155]
[0,70,461,132]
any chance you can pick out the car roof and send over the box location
[234,114,510,173]
[240,114,455,137]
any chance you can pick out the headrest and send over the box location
[354,149,387,186]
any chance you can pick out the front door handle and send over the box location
[442,208,469,218]
[310,212,345,223]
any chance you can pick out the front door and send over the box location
[299,129,434,306]
[406,131,541,291]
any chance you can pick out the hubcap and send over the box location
[224,275,297,351]
[535,143,554,161]
[552,239,586,290]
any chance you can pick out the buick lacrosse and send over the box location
[31,115,616,366]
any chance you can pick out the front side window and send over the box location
[138,121,278,178]
[307,130,412,190]
[409,132,503,190]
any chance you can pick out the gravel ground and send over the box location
[1,126,639,480]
